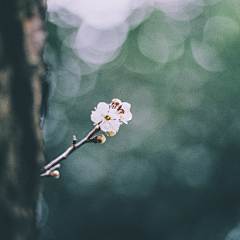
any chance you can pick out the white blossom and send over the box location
[91,99,132,136]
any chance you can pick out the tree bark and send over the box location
[0,0,46,239]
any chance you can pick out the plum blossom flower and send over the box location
[91,99,132,136]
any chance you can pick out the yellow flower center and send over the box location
[104,115,111,121]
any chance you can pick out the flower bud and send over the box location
[96,134,106,144]
[50,170,60,179]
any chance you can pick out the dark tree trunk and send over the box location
[0,0,46,239]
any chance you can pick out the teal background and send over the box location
[39,1,240,239]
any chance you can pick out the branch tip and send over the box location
[40,126,101,176]
[73,135,77,144]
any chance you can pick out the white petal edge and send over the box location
[91,111,103,124]
[121,102,131,111]
[122,111,132,122]
[96,102,110,112]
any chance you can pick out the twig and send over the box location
[40,164,61,177]
[40,126,100,176]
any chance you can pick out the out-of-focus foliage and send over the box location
[39,0,240,239]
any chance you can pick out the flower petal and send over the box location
[97,102,110,113]
[122,111,132,122]
[100,119,120,133]
[121,102,131,111]
[109,108,120,119]
[121,119,128,124]
[110,119,121,131]
[91,111,103,124]
[100,121,112,132]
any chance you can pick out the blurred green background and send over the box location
[38,0,240,239]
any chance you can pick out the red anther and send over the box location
[119,109,125,114]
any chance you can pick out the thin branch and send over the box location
[40,163,60,177]
[40,126,100,175]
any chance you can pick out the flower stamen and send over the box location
[118,109,125,114]
[104,115,111,121]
